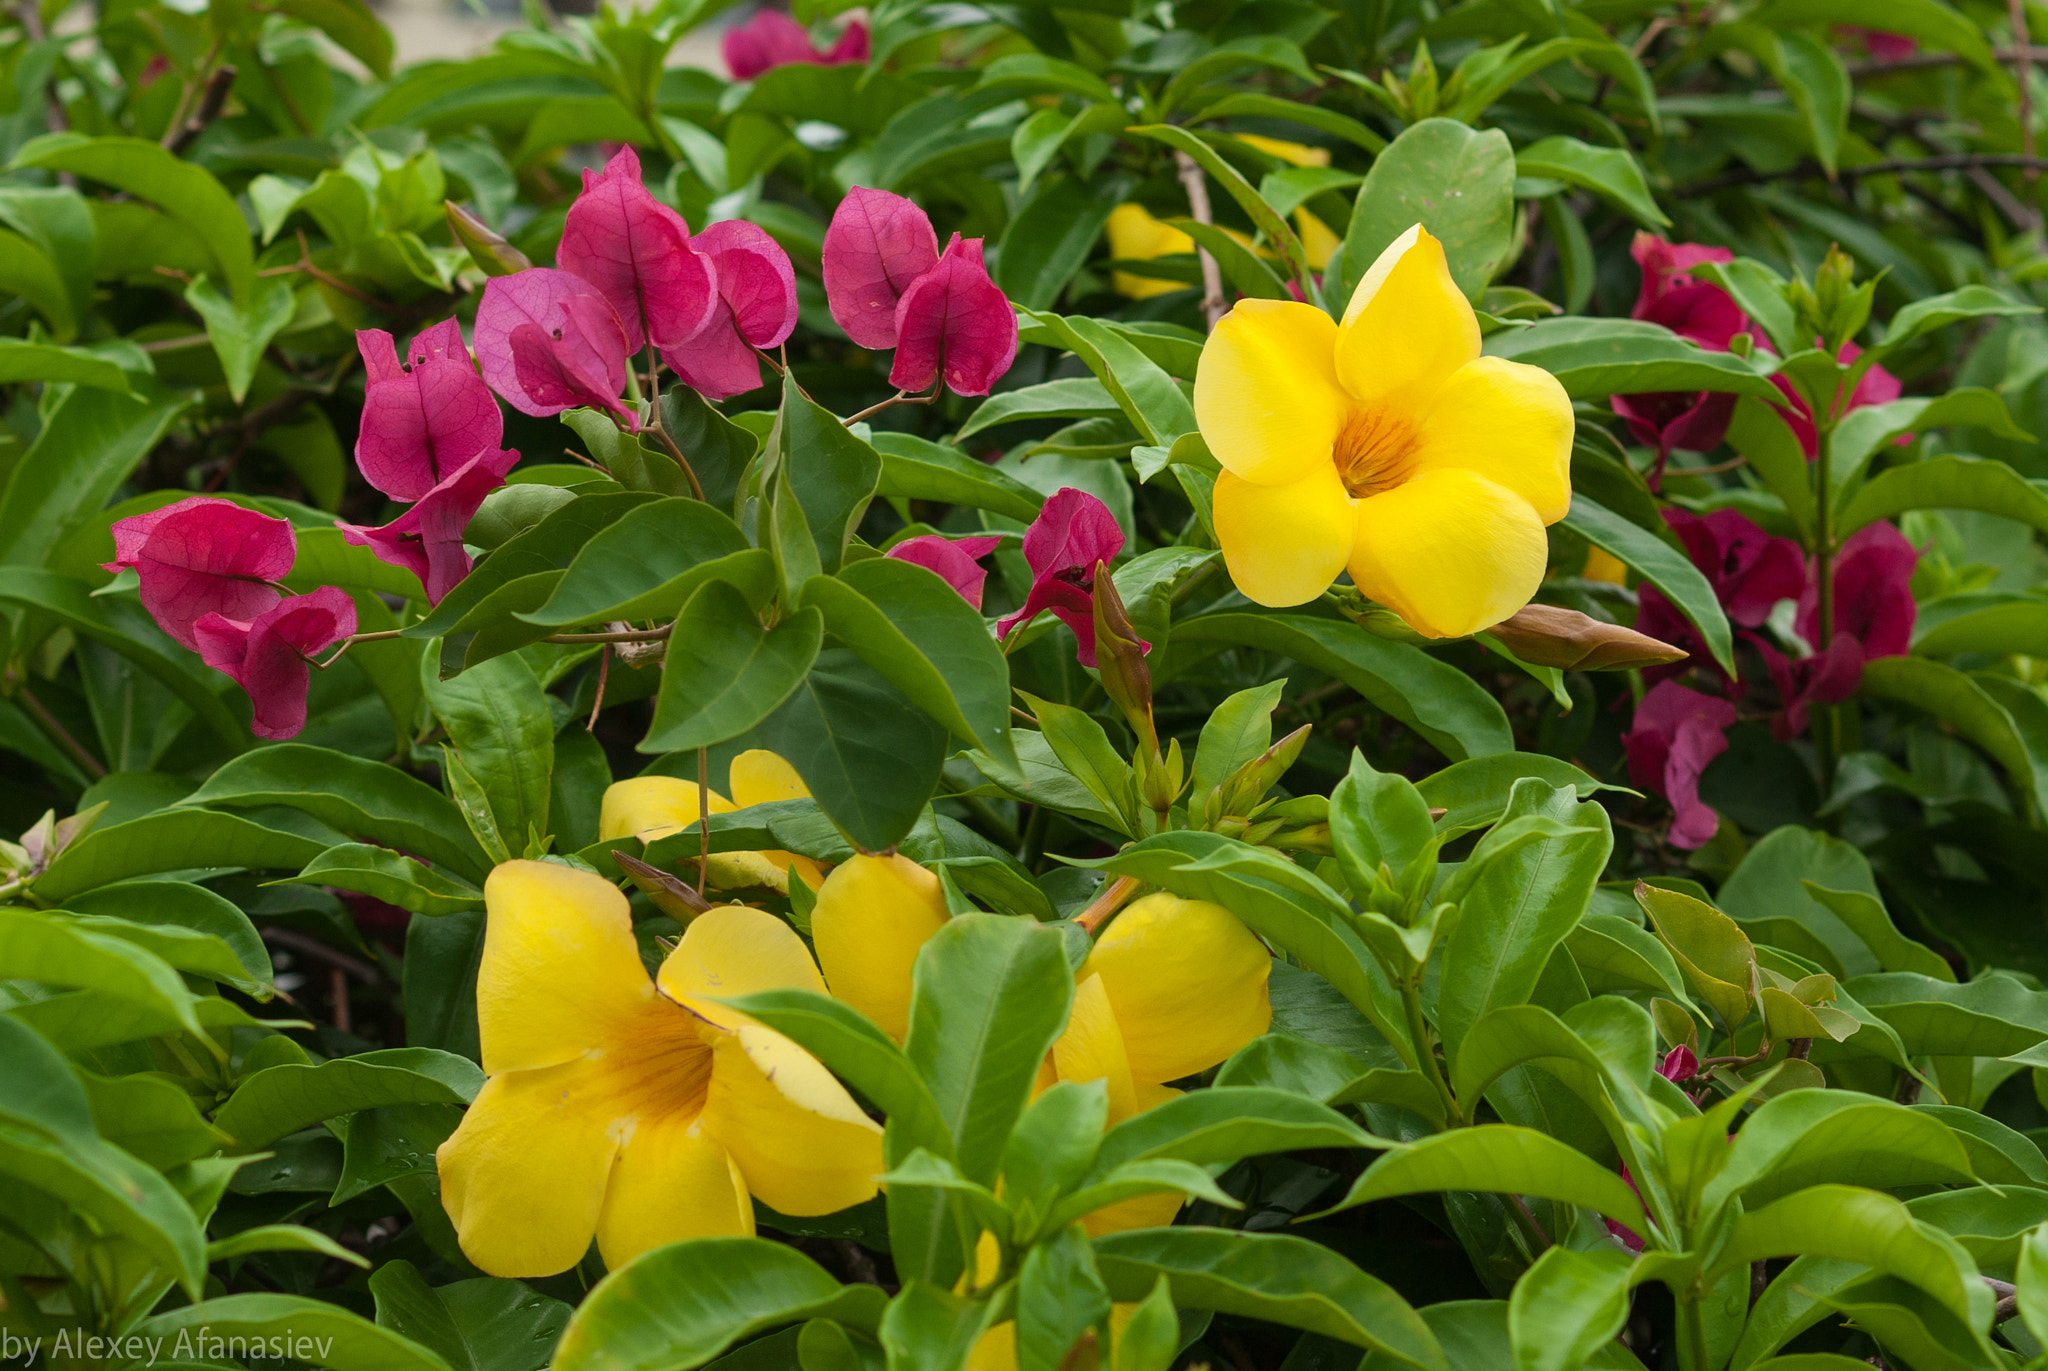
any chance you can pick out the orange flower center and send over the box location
[1333,406,1421,499]
[598,1004,715,1134]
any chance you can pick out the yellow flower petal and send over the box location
[1296,208,1340,271]
[476,861,656,1075]
[1193,300,1347,488]
[1107,204,1196,299]
[1583,546,1628,585]
[657,904,827,1031]
[727,750,811,806]
[1052,973,1140,1125]
[437,1062,620,1277]
[1410,357,1574,525]
[1078,1187,1186,1238]
[1214,465,1356,607]
[1349,468,1549,638]
[1335,225,1480,417]
[969,1307,1140,1371]
[1085,894,1271,1085]
[701,1023,883,1216]
[598,776,736,843]
[594,1119,752,1270]
[1237,134,1331,168]
[810,853,948,1042]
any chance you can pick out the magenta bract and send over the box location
[1758,633,1865,741]
[355,319,505,502]
[1623,680,1736,849]
[557,145,718,354]
[1611,234,1750,461]
[823,187,940,350]
[1797,520,1919,659]
[885,534,1003,610]
[722,11,868,80]
[474,268,637,428]
[660,219,798,401]
[995,488,1126,666]
[339,448,520,605]
[195,585,357,741]
[889,234,1018,397]
[105,497,297,652]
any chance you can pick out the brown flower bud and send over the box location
[446,200,533,277]
[1092,561,1157,753]
[1487,603,1689,671]
[612,850,714,920]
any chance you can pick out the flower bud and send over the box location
[1092,562,1156,753]
[612,850,714,920]
[1487,603,1688,671]
[446,200,532,277]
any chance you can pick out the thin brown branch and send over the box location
[261,926,381,982]
[16,687,107,780]
[544,625,673,644]
[294,231,398,313]
[1173,149,1229,331]
[843,388,938,426]
[1847,44,2048,76]
[164,64,237,155]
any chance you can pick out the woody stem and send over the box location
[1173,150,1229,332]
[642,390,709,503]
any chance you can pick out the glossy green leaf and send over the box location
[282,843,484,915]
[135,1295,455,1371]
[1878,285,2039,351]
[642,582,822,753]
[1337,117,1515,302]
[423,651,553,847]
[1857,656,2048,819]
[1839,454,2048,539]
[998,174,1125,311]
[1560,496,1737,675]
[369,1260,570,1371]
[1507,1247,1634,1371]
[521,498,759,627]
[871,432,1043,522]
[32,809,325,902]
[212,1048,482,1150]
[1318,1124,1649,1232]
[1514,137,1667,227]
[1701,1090,1975,1215]
[1488,318,1781,401]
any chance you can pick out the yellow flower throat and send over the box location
[1334,406,1421,499]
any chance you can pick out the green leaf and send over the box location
[1749,0,1996,70]
[0,1014,209,1295]
[642,582,823,753]
[63,877,271,988]
[135,1295,455,1371]
[1092,1228,1447,1371]
[1838,455,2048,540]
[421,490,660,639]
[997,174,1125,311]
[801,556,1017,775]
[754,649,949,852]
[1124,124,1313,290]
[1417,754,1613,838]
[877,1282,993,1371]
[957,377,1122,440]
[185,275,298,404]
[1857,656,2048,820]
[715,988,952,1162]
[520,498,761,627]
[181,744,488,882]
[282,843,485,915]
[1802,884,1953,981]
[1700,1091,1975,1216]
[32,810,325,902]
[1023,694,1137,835]
[1437,780,1612,1056]
[272,0,393,76]
[1487,318,1781,402]
[1514,137,1667,227]
[1019,1224,1111,1371]
[975,53,1116,102]
[870,432,1045,522]
[209,1223,370,1267]
[80,1065,231,1168]
[906,913,1074,1187]
[11,134,256,301]
[1191,93,1386,153]
[1566,914,1692,1002]
[1913,595,2048,658]
[1318,1125,1649,1232]
[1878,286,2039,351]
[0,229,76,339]
[1715,826,1887,978]
[0,337,131,390]
[769,388,882,581]
[1711,1185,1989,1326]
[1563,495,1737,676]
[1844,971,2048,1057]
[0,382,198,569]
[1812,1276,2005,1371]
[1337,117,1515,303]
[212,1048,483,1150]
[1168,614,1512,760]
[553,1237,885,1371]
[369,1260,571,1371]
[1830,389,2032,498]
[333,1103,464,1204]
[1160,215,1291,301]
[1508,1247,1635,1371]
[1084,1087,1388,1182]
[423,651,554,849]
[2020,1221,2048,1348]
[1190,682,1285,800]
[1018,309,1197,447]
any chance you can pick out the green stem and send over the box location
[1676,1293,1710,1371]
[1400,976,1463,1126]
[1812,420,1839,789]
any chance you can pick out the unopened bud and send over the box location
[447,200,532,277]
[1092,561,1156,753]
[1488,603,1687,671]
[1218,723,1312,816]
[1137,736,1185,814]
[613,850,714,920]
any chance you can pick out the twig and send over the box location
[2013,0,2041,224]
[1679,153,2048,196]
[16,687,107,780]
[544,625,673,644]
[643,414,708,502]
[1969,165,2037,229]
[261,926,381,982]
[1847,44,2048,76]
[843,388,938,426]
[329,965,351,1034]
[587,645,612,730]
[294,230,397,313]
[164,64,237,155]
[1173,150,1229,331]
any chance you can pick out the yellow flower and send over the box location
[1297,208,1340,271]
[1234,134,1331,168]
[1582,546,1628,585]
[435,861,882,1277]
[1048,892,1271,1234]
[598,749,825,893]
[810,853,950,1043]
[968,1306,1141,1371]
[1105,203,1260,300]
[1192,223,1575,637]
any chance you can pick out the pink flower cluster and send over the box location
[1623,506,1919,846]
[823,187,1018,396]
[722,10,868,80]
[1613,234,1901,483]
[884,488,1137,667]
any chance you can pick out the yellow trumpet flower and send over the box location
[1193,223,1574,637]
[435,861,882,1277]
[598,749,825,893]
[1105,203,1259,299]
[810,852,949,1043]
